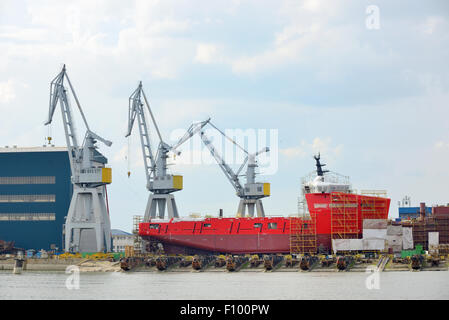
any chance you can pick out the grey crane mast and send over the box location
[45,65,113,253]
[126,82,209,221]
[200,123,270,217]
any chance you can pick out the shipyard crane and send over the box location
[200,123,270,217]
[45,65,112,253]
[126,82,209,221]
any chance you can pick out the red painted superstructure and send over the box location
[139,192,390,254]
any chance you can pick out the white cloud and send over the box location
[420,16,446,35]
[229,1,344,75]
[280,137,343,160]
[194,43,221,64]
[0,26,48,41]
[0,80,16,104]
[435,141,449,149]
[280,146,306,158]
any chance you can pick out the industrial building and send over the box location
[111,229,134,253]
[399,206,432,220]
[0,146,72,251]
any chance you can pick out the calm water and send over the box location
[1,270,448,300]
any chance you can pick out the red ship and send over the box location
[139,155,390,254]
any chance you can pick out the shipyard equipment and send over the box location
[225,255,248,272]
[120,257,143,271]
[180,256,194,267]
[214,255,226,268]
[299,254,318,271]
[13,256,25,274]
[250,254,262,267]
[45,65,112,253]
[336,255,354,271]
[192,255,213,270]
[200,123,270,217]
[284,254,299,267]
[155,255,182,271]
[263,254,283,271]
[411,255,424,270]
[126,82,209,220]
[0,240,15,254]
[320,255,336,267]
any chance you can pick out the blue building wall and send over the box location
[398,206,431,220]
[0,149,72,251]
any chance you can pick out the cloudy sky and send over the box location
[1,0,448,232]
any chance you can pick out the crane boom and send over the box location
[46,66,80,174]
[199,122,271,217]
[199,130,244,196]
[170,118,210,155]
[127,82,157,189]
[45,65,112,181]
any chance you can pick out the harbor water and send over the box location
[1,270,448,300]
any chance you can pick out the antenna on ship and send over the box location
[314,152,329,177]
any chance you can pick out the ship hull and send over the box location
[146,234,290,255]
[139,192,390,255]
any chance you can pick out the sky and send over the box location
[0,0,448,232]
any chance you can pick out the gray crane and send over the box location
[126,82,209,221]
[200,123,270,217]
[45,65,112,253]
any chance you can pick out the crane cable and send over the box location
[208,121,248,155]
[47,123,52,145]
[127,135,131,177]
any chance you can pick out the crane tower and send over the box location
[45,65,112,253]
[126,82,209,221]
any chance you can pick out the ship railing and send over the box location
[148,217,206,223]
[359,190,388,197]
[301,170,351,186]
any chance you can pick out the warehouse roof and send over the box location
[0,146,67,153]
[111,229,132,236]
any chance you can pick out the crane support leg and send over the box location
[64,187,111,253]
[237,200,246,217]
[255,200,265,217]
[237,199,266,217]
[144,194,179,221]
[247,202,255,217]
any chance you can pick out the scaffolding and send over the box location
[436,216,449,245]
[401,215,449,250]
[133,215,144,255]
[331,192,359,239]
[289,216,317,254]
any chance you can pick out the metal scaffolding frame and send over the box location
[133,215,144,256]
[289,216,317,254]
[401,215,449,250]
[330,192,359,240]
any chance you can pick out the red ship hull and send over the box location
[139,193,390,254]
